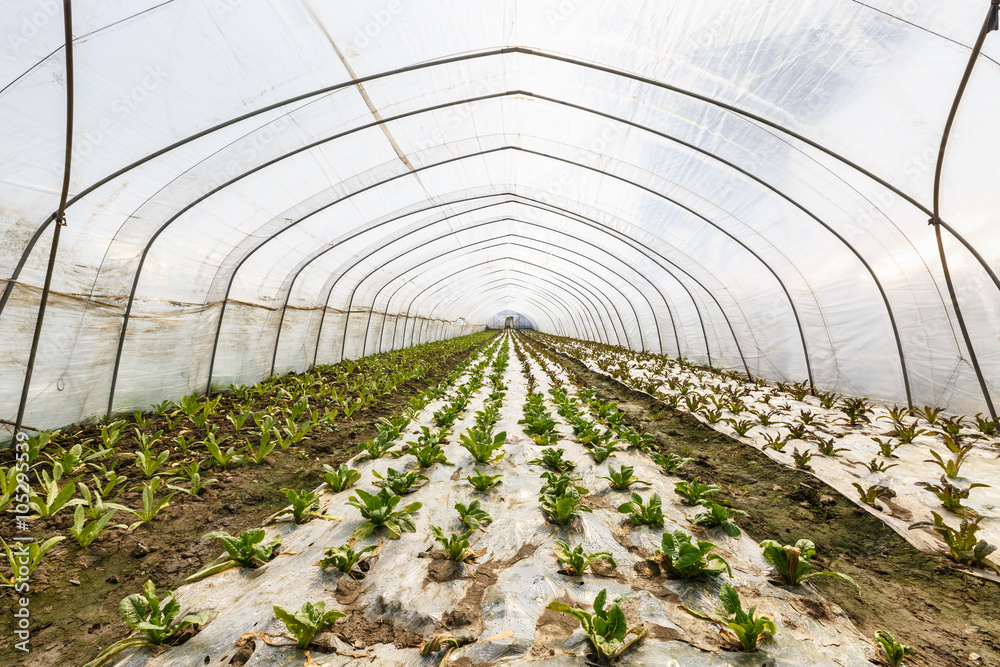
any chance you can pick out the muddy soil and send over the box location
[536,338,1000,667]
[0,343,482,667]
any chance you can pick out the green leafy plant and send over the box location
[270,488,335,524]
[317,539,380,578]
[244,429,278,464]
[430,526,480,563]
[651,530,731,579]
[347,488,422,539]
[875,630,914,667]
[186,528,282,582]
[541,493,591,525]
[1,537,64,587]
[761,431,789,451]
[407,442,453,468]
[272,600,345,650]
[890,422,927,444]
[134,448,171,478]
[545,590,647,664]
[673,478,721,506]
[759,538,859,591]
[203,433,246,468]
[552,538,616,576]
[915,475,988,515]
[464,468,503,492]
[70,505,127,548]
[697,583,776,651]
[373,467,429,495]
[599,464,651,491]
[586,439,618,464]
[909,511,998,572]
[925,447,973,479]
[791,447,813,470]
[455,499,493,531]
[839,397,872,426]
[527,447,575,472]
[974,413,998,437]
[814,436,849,457]
[650,452,692,474]
[322,463,362,492]
[693,501,748,538]
[872,437,903,458]
[356,431,396,460]
[852,483,894,508]
[458,429,506,464]
[83,580,210,667]
[617,492,664,527]
[29,467,84,517]
[728,419,756,437]
[167,460,217,495]
[131,477,176,526]
[859,457,898,473]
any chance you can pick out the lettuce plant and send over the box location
[430,526,480,562]
[552,538,616,576]
[693,501,748,538]
[373,467,429,495]
[925,447,973,479]
[708,583,776,651]
[617,492,663,527]
[652,530,731,579]
[650,452,692,475]
[872,437,903,457]
[455,499,493,531]
[318,539,380,578]
[29,467,83,517]
[70,506,127,548]
[464,468,502,492]
[83,581,210,666]
[674,478,721,506]
[814,436,849,457]
[791,447,813,470]
[915,476,988,515]
[348,488,422,539]
[131,477,176,526]
[909,511,998,571]
[759,538,858,591]
[272,488,334,524]
[356,430,395,460]
[0,537,64,587]
[852,483,893,508]
[587,440,618,464]
[459,429,506,464]
[546,590,646,664]
[167,460,217,495]
[187,528,282,582]
[875,630,914,667]
[322,463,361,492]
[599,464,650,491]
[527,448,575,472]
[272,600,345,649]
[860,457,897,473]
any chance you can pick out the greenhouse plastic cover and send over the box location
[2,0,1000,430]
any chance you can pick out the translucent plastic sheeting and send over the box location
[2,0,999,431]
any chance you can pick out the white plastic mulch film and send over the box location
[2,0,1000,430]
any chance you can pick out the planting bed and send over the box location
[2,331,998,666]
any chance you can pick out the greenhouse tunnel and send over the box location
[2,0,1000,432]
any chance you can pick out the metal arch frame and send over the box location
[349,219,668,357]
[421,273,594,342]
[335,233,640,358]
[410,270,609,348]
[388,266,607,350]
[90,92,886,408]
[401,268,600,346]
[393,261,615,352]
[8,45,996,317]
[19,62,988,410]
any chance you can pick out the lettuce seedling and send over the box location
[318,539,380,579]
[273,600,345,650]
[408,443,453,468]
[814,436,849,457]
[693,501,748,538]
[83,580,210,666]
[791,447,813,470]
[348,488,422,539]
[702,583,776,651]
[322,463,361,492]
[925,447,973,479]
[599,464,651,491]
[546,589,647,664]
[29,467,84,517]
[373,467,429,495]
[130,477,176,527]
[167,460,217,495]
[617,492,664,527]
[456,467,498,492]
[455,499,493,531]
[552,538,616,576]
[915,476,988,515]
[0,537,64,587]
[852,483,894,508]
[650,452,692,475]
[759,538,859,591]
[909,511,998,572]
[70,506,127,548]
[186,528,282,582]
[270,488,336,524]
[587,440,618,464]
[651,530,731,579]
[674,478,721,506]
[527,448,575,472]
[430,526,481,563]
[459,429,507,464]
[875,630,914,667]
[356,431,396,460]
[859,457,897,473]
[872,437,903,457]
